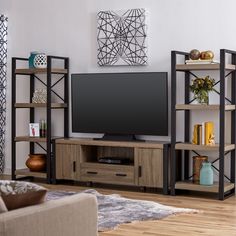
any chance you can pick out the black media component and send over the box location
[98,157,131,165]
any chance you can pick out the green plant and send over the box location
[190,76,215,104]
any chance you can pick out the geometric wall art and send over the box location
[97,9,147,66]
[0,15,8,173]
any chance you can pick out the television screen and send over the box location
[71,72,168,136]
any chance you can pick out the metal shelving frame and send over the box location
[170,49,236,200]
[11,56,69,183]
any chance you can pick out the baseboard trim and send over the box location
[4,168,11,175]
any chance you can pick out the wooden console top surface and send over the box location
[55,138,169,149]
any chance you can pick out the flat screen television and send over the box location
[71,72,168,140]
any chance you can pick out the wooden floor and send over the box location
[44,183,236,236]
[2,176,236,236]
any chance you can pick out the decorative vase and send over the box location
[192,156,208,184]
[28,51,38,68]
[32,89,47,103]
[25,154,46,172]
[33,53,47,68]
[200,162,213,185]
[195,90,209,105]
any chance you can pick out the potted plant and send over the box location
[190,76,215,104]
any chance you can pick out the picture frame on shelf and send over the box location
[29,123,40,137]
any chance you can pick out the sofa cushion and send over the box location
[0,180,47,210]
[0,196,8,213]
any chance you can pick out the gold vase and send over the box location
[26,154,46,172]
[192,156,208,184]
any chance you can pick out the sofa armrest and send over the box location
[0,193,97,236]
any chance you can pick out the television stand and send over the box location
[94,134,143,142]
[54,138,174,195]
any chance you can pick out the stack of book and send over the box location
[185,59,218,65]
[192,122,214,145]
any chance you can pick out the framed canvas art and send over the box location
[97,9,148,66]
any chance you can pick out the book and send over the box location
[198,125,202,145]
[192,122,214,145]
[192,124,198,144]
[185,59,219,65]
[193,124,202,145]
[201,122,205,145]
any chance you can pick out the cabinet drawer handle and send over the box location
[73,161,76,172]
[87,171,98,175]
[116,173,127,177]
[138,166,142,177]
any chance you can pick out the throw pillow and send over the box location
[0,196,8,213]
[0,180,47,210]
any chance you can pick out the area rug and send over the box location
[47,189,198,231]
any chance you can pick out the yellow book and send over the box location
[205,121,214,145]
[198,125,202,145]
[192,124,201,144]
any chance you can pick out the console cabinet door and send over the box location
[56,144,80,180]
[136,148,163,188]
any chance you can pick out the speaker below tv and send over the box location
[71,72,168,141]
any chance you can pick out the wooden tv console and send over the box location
[54,138,170,194]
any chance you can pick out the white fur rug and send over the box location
[47,189,198,231]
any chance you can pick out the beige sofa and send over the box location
[0,193,98,236]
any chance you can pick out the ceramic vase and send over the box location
[200,162,213,185]
[33,53,47,68]
[25,154,46,172]
[28,52,38,68]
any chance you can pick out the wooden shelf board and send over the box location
[15,103,67,108]
[15,168,47,178]
[175,181,235,193]
[176,104,235,111]
[15,68,68,74]
[56,138,168,149]
[176,64,236,71]
[175,143,235,151]
[14,136,61,142]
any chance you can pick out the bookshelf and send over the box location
[171,49,236,200]
[11,56,69,183]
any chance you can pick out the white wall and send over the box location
[1,0,236,174]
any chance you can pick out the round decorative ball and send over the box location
[33,53,47,68]
[26,154,46,172]
[200,51,214,60]
[190,49,201,60]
